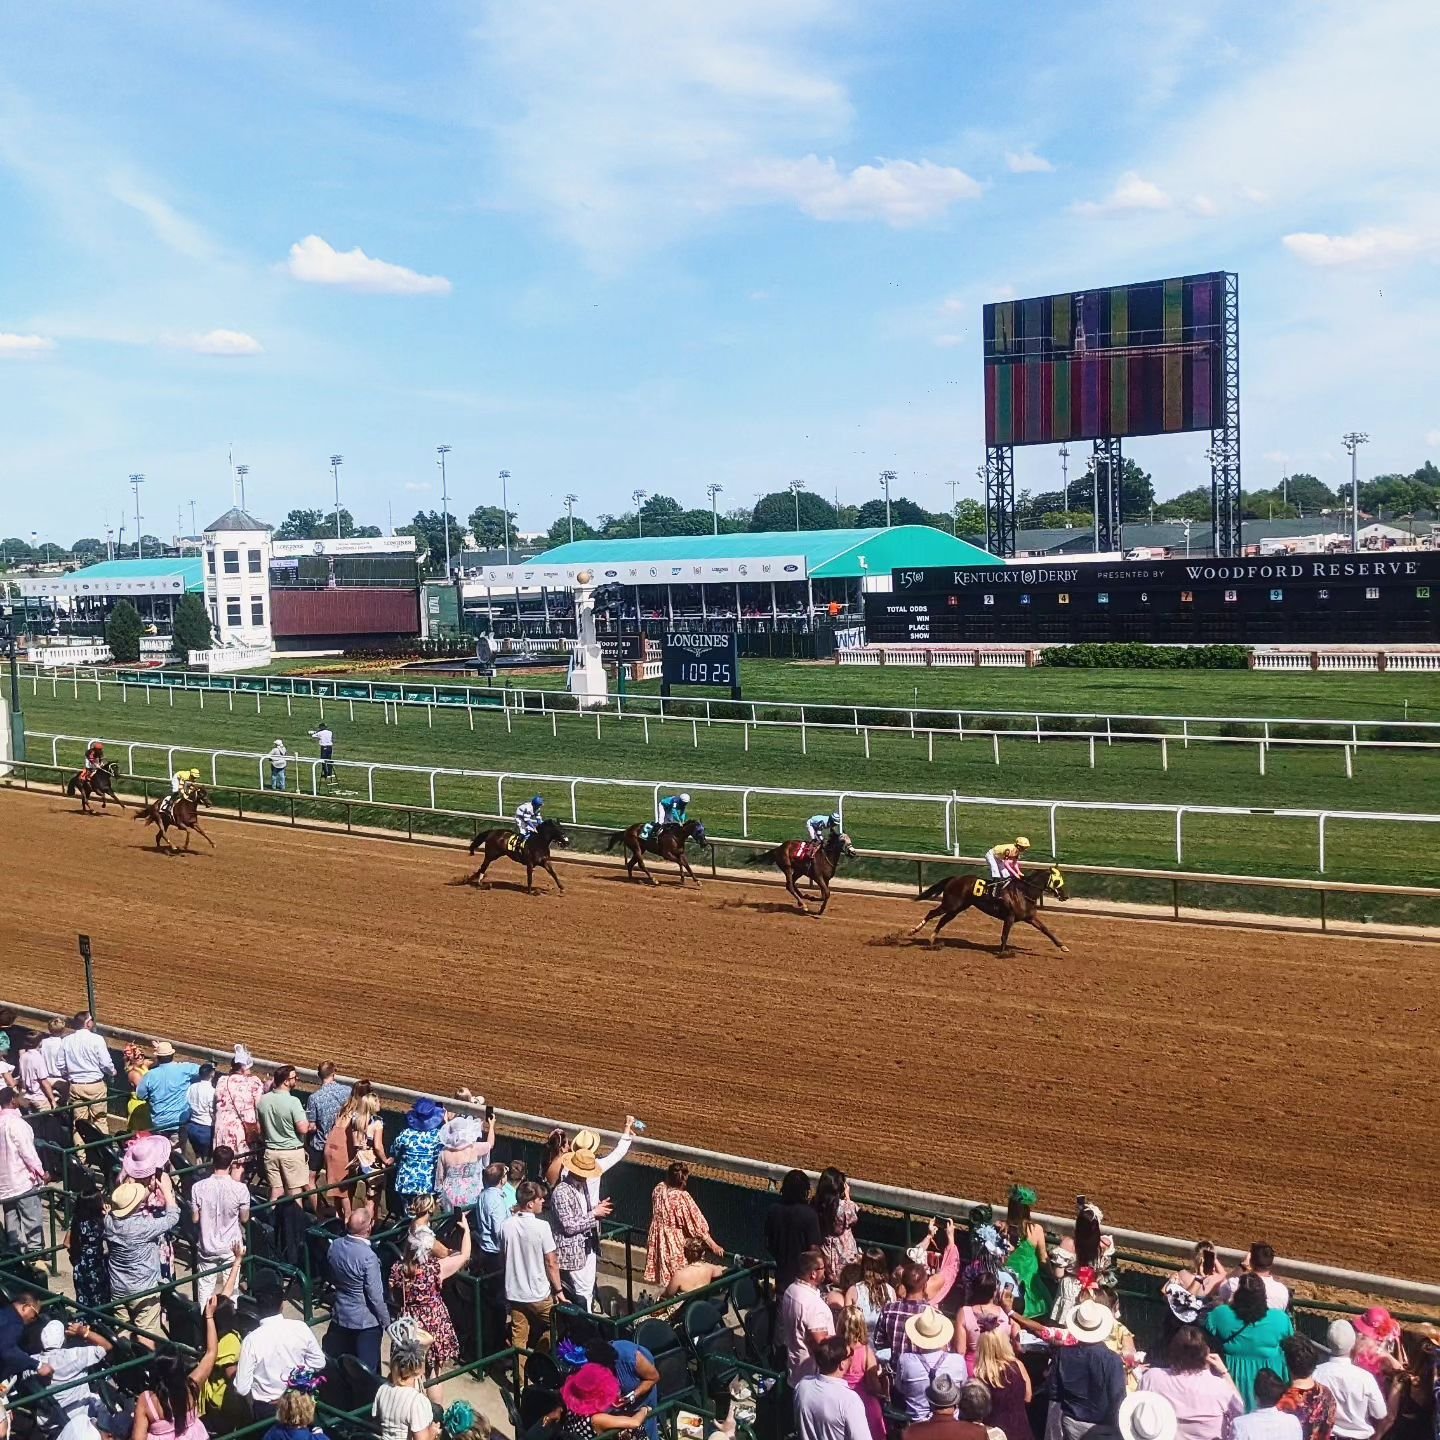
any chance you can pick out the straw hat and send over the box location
[572,1129,602,1154]
[1067,1299,1116,1346]
[904,1307,955,1352]
[110,1181,149,1219]
[1119,1394,1178,1440]
[562,1148,601,1179]
[151,1040,176,1059]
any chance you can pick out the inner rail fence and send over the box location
[22,728,1440,880]
[4,1000,1438,1316]
[9,758,1440,935]
[9,664,1440,775]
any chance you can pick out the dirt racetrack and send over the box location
[3,790,1436,1281]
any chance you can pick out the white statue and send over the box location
[567,570,609,709]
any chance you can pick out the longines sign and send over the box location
[895,554,1440,594]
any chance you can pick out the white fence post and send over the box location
[741,789,751,836]
[1259,742,1266,776]
[570,779,579,823]
[927,730,934,763]
[644,717,651,745]
[368,766,375,802]
[1345,745,1353,779]
[210,754,219,785]
[429,771,437,809]
[1089,735,1096,769]
[692,718,698,749]
[1049,803,1059,857]
[1318,813,1327,873]
[1175,808,1184,864]
[992,732,1000,766]
[1161,736,1168,772]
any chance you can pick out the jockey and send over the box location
[659,793,690,827]
[162,768,201,819]
[985,836,1031,888]
[515,794,544,838]
[806,811,841,844]
[83,740,105,780]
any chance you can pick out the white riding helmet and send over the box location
[679,793,690,804]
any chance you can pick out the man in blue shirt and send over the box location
[474,1162,510,1356]
[325,1206,390,1373]
[135,1042,200,1137]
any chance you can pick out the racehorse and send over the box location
[748,827,855,916]
[462,817,570,893]
[606,818,708,887]
[909,865,1069,956]
[134,786,214,853]
[66,761,125,815]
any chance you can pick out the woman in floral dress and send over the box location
[813,1167,859,1285]
[644,1162,724,1286]
[212,1046,264,1157]
[391,1213,471,1400]
[65,1184,110,1312]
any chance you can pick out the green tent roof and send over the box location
[70,557,205,590]
[531,526,994,579]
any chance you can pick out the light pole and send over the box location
[946,476,961,535]
[189,500,197,537]
[788,479,806,531]
[564,494,578,544]
[1341,432,1368,551]
[706,483,724,536]
[128,474,145,559]
[436,445,452,576]
[498,471,512,562]
[879,469,896,528]
[235,464,249,510]
[633,489,648,538]
[1059,443,1070,522]
[329,455,344,539]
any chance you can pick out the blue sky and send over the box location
[1,0,1436,544]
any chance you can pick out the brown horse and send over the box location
[134,786,214,853]
[909,865,1069,955]
[748,827,855,916]
[606,818,708,887]
[66,762,125,815]
[462,818,569,893]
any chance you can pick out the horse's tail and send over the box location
[134,802,155,822]
[468,830,486,855]
[65,774,78,797]
[606,831,627,852]
[748,845,783,865]
[919,876,950,901]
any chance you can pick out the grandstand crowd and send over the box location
[0,1011,1437,1440]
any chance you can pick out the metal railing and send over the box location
[25,728,1440,877]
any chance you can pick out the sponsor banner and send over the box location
[15,574,190,598]
[270,536,418,558]
[477,555,808,588]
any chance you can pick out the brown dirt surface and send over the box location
[3,790,1436,1281]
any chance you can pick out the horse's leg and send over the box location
[908,903,947,937]
[816,871,832,916]
[998,915,1015,956]
[678,851,699,887]
[634,843,656,886]
[780,861,807,913]
[543,859,564,893]
[930,908,964,944]
[1027,913,1070,954]
[525,862,536,893]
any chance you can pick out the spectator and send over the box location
[0,1292,47,1386]
[63,1181,111,1312]
[661,1236,728,1298]
[896,1309,968,1423]
[569,1120,636,1199]
[779,1249,836,1386]
[435,1113,494,1211]
[961,1273,1021,1361]
[958,1381,1006,1440]
[40,1018,68,1098]
[1232,1370,1303,1440]
[1004,1184,1052,1320]
[304,1062,352,1194]
[794,1335,872,1440]
[440,1402,491,1440]
[1170,1241,1230,1303]
[908,1373,984,1440]
[324,1084,386,1221]
[1052,1299,1127,1440]
[123,1045,151,1107]
[643,1160,723,1288]
[875,1226,961,1366]
[1351,1310,1406,1382]
[0,1086,46,1253]
[257,1065,312,1201]
[393,1212,470,1399]
[558,1361,652,1439]
[16,1033,57,1112]
[814,1167,859,1286]
[1218,1246,1291,1314]
[391,1098,447,1211]
[1204,1273,1294,1410]
[1119,1393,1181,1440]
[766,1169,823,1290]
[587,1337,660,1440]
[838,1304,887,1440]
[31,1316,114,1423]
[132,1301,220,1440]
[105,1174,180,1347]
[972,1329,1034,1440]
[266,740,289,793]
[309,724,336,783]
[326,1205,391,1373]
[235,1280,326,1420]
[263,1375,326,1440]
[473,1162,510,1353]
[60,1013,115,1139]
[503,1179,564,1381]
[1313,1321,1387,1440]
[500,1159,524,1211]
[1139,1325,1244,1440]
[135,1042,200,1141]
[845,1249,896,1343]
[189,1145,250,1305]
[184,1064,218,1161]
[199,1275,248,1433]
[552,1150,613,1310]
[214,1046,265,1159]
[372,1338,438,1440]
[1276,1336,1338,1440]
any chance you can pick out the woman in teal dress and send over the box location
[1203,1271,1293,1409]
[1005,1184,1053,1320]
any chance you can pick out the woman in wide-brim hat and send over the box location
[436,1113,495,1212]
[559,1362,652,1438]
[392,1098,448,1209]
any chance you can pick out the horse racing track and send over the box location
[2,789,1436,1281]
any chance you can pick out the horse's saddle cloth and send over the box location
[796,840,819,862]
[505,832,525,857]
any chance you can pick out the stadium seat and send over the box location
[681,1299,727,1351]
[742,1305,774,1367]
[633,1318,685,1360]
[160,1288,206,1349]
[339,1354,383,1410]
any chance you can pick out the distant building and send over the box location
[203,507,274,651]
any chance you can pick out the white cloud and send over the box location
[1005,147,1053,174]
[1282,226,1434,267]
[734,155,981,225]
[285,235,452,295]
[1071,170,1171,216]
[105,172,216,260]
[932,333,965,348]
[163,328,263,356]
[0,332,56,356]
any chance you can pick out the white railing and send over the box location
[839,645,1039,667]
[1251,649,1440,673]
[29,726,1440,876]
[188,645,274,674]
[27,644,113,668]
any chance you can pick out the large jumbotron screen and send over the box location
[983,272,1227,446]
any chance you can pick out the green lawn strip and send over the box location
[13,676,1440,891]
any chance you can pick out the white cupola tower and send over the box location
[203,507,274,649]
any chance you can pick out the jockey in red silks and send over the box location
[83,740,106,781]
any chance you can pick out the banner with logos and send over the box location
[270,536,418,558]
[14,573,191,598]
[476,555,808,589]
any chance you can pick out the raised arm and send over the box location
[437,1213,472,1281]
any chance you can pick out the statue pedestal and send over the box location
[567,578,609,710]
